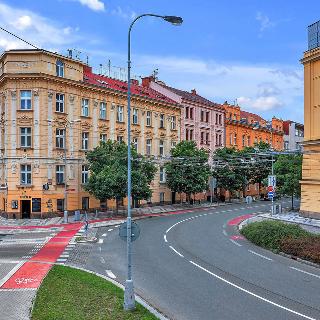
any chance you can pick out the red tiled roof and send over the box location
[158,83,224,111]
[240,110,265,123]
[83,67,177,106]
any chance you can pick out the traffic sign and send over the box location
[268,191,274,199]
[119,221,140,242]
[268,175,276,188]
[267,186,274,192]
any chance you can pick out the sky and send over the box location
[0,0,318,123]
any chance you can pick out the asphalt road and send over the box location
[84,200,320,320]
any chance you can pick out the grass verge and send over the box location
[240,220,320,264]
[31,265,159,320]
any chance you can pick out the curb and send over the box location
[59,265,170,320]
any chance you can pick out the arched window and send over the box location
[56,60,64,77]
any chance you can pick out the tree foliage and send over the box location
[84,140,157,207]
[165,141,211,199]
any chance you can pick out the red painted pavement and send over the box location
[227,214,254,226]
[230,235,245,240]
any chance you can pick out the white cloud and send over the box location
[0,2,81,50]
[131,54,303,120]
[77,0,105,12]
[256,12,275,34]
[111,6,136,20]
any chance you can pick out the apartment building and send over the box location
[0,49,181,218]
[283,120,304,151]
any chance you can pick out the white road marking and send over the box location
[107,229,113,232]
[0,260,23,264]
[56,258,67,262]
[248,250,273,261]
[102,233,107,237]
[169,246,184,258]
[289,267,320,279]
[100,257,105,264]
[189,260,316,320]
[106,270,116,279]
[229,239,242,247]
[98,239,104,244]
[164,234,168,243]
[0,261,25,287]
[114,225,120,228]
[98,247,102,252]
[60,254,69,258]
[222,230,228,236]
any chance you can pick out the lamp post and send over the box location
[125,13,183,311]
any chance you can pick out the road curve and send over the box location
[85,200,320,320]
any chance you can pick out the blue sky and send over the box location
[1,0,318,122]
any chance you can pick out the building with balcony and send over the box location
[283,120,304,151]
[0,49,181,218]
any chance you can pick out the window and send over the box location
[159,167,166,183]
[56,93,64,113]
[56,60,64,77]
[82,165,89,184]
[99,102,107,119]
[32,198,41,213]
[233,133,237,145]
[171,141,177,149]
[20,127,31,148]
[56,165,65,184]
[132,108,138,124]
[247,136,251,146]
[242,135,246,147]
[159,140,164,156]
[215,114,218,125]
[201,132,204,144]
[146,111,152,126]
[133,137,138,151]
[170,116,176,130]
[159,192,165,204]
[146,139,152,155]
[185,107,189,119]
[100,134,107,142]
[81,99,89,117]
[20,164,31,185]
[160,114,165,128]
[117,105,124,122]
[186,129,189,140]
[218,134,222,146]
[201,110,204,122]
[20,90,32,110]
[206,132,209,145]
[117,136,123,143]
[82,197,89,210]
[189,129,193,140]
[57,199,64,211]
[219,114,222,125]
[233,114,237,120]
[82,132,89,150]
[190,108,194,119]
[56,129,65,149]
[230,133,233,145]
[284,141,289,150]
[206,111,210,123]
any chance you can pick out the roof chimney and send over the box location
[191,89,197,95]
[142,75,155,88]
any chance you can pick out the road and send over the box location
[82,200,320,320]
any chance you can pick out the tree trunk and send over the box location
[291,194,294,210]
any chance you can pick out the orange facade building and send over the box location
[223,103,284,151]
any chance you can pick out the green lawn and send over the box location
[31,265,159,320]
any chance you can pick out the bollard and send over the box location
[74,210,80,221]
[63,210,68,223]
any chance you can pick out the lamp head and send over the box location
[163,16,183,26]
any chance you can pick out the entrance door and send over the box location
[21,200,31,219]
[172,192,176,204]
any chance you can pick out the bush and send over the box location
[280,237,320,264]
[240,220,309,252]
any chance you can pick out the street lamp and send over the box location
[125,13,183,311]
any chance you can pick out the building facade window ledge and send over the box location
[16,184,34,188]
[17,147,34,150]
[80,115,92,119]
[17,109,33,112]
[54,111,69,116]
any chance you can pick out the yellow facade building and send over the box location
[0,49,181,218]
[300,31,320,218]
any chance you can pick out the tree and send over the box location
[274,154,302,209]
[84,140,157,212]
[165,141,211,203]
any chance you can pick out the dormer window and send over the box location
[56,60,64,77]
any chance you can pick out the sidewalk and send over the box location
[0,202,226,229]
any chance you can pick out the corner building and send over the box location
[0,49,181,218]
